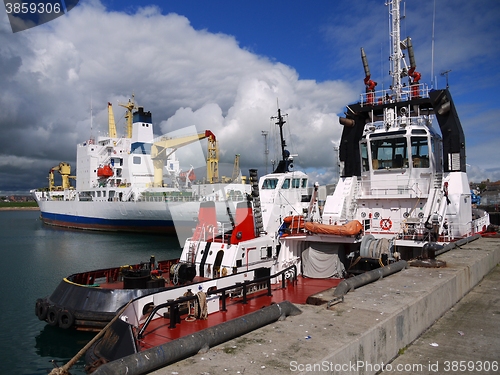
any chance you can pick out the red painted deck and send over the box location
[136,276,341,351]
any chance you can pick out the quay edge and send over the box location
[146,237,500,375]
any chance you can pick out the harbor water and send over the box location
[0,209,183,375]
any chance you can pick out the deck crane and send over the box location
[107,102,117,138]
[118,95,137,138]
[231,154,241,183]
[206,135,219,183]
[151,130,217,187]
[48,162,75,191]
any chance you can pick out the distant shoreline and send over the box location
[0,207,40,211]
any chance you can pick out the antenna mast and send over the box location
[388,0,403,100]
[261,130,269,174]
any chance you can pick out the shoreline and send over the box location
[0,207,40,211]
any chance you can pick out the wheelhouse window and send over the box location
[361,141,369,172]
[281,178,290,189]
[292,178,301,188]
[411,136,430,168]
[301,178,307,188]
[370,137,408,169]
[262,178,278,189]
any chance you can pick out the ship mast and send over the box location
[388,0,403,101]
[271,107,290,173]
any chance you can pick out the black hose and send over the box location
[333,260,408,298]
[92,300,302,375]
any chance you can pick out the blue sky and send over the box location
[1,0,499,193]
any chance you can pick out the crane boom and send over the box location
[108,102,117,138]
[151,130,216,187]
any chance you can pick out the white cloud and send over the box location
[0,0,358,191]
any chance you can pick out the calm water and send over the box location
[0,210,183,375]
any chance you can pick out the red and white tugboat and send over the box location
[279,0,490,267]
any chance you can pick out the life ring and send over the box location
[46,306,60,326]
[58,309,75,329]
[380,218,392,231]
[35,299,48,320]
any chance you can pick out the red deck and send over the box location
[136,276,341,351]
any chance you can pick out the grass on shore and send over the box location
[0,201,39,208]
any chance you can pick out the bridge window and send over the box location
[301,178,307,188]
[361,141,369,172]
[411,137,430,168]
[370,137,408,169]
[262,178,278,189]
[292,178,301,188]
[281,178,290,189]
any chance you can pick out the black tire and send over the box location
[58,309,75,329]
[46,306,60,326]
[35,299,48,321]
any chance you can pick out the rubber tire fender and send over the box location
[58,309,75,329]
[35,299,48,321]
[46,306,60,326]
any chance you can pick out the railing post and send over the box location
[267,278,272,296]
[242,281,248,304]
[168,300,176,329]
[221,291,227,311]
[281,272,286,289]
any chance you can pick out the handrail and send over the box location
[136,264,298,339]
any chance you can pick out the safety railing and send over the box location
[136,264,298,339]
[360,83,430,106]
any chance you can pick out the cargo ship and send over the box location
[30,97,250,238]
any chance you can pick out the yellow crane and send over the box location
[107,102,117,138]
[231,154,241,183]
[151,130,218,187]
[118,95,137,138]
[48,162,75,191]
[207,135,219,183]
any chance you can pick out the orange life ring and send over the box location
[380,218,392,231]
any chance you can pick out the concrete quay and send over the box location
[150,237,500,375]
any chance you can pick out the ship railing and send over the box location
[189,222,231,242]
[359,83,430,107]
[139,194,247,203]
[67,259,178,286]
[359,179,428,198]
[135,264,298,339]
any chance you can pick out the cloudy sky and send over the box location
[1,0,499,194]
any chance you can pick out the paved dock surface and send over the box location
[380,262,500,375]
[148,237,499,375]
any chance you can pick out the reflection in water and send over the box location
[0,210,183,375]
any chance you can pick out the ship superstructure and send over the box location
[279,0,489,262]
[31,97,250,237]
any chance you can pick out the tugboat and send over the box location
[34,109,322,332]
[278,0,490,268]
[82,109,390,375]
